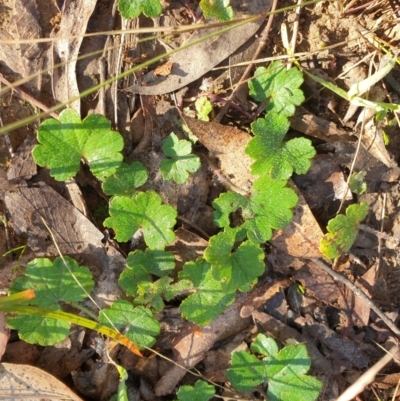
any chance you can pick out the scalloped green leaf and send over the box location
[102,162,148,196]
[134,276,192,313]
[176,380,216,401]
[204,231,264,292]
[99,300,160,349]
[195,96,213,121]
[104,191,177,248]
[178,258,235,325]
[32,108,124,181]
[213,176,298,243]
[246,112,315,179]
[249,62,304,116]
[228,334,322,401]
[227,351,265,392]
[160,133,201,184]
[118,0,162,18]
[119,249,176,296]
[320,201,369,259]
[199,0,234,21]
[7,257,94,346]
[9,257,94,308]
[6,315,70,346]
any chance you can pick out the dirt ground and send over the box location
[1,0,400,400]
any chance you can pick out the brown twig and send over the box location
[310,258,400,337]
[213,0,279,123]
[0,74,59,119]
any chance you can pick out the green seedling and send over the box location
[33,109,124,181]
[118,0,234,21]
[195,96,213,121]
[227,334,322,401]
[102,162,148,197]
[179,258,235,325]
[160,133,201,184]
[175,380,216,401]
[349,171,367,195]
[249,62,305,117]
[213,175,299,243]
[320,201,369,259]
[118,0,162,18]
[246,112,316,180]
[204,230,265,292]
[104,191,177,247]
[200,0,234,21]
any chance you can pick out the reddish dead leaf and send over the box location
[153,62,174,77]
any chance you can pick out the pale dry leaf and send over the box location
[0,363,84,401]
[125,0,272,95]
[181,114,254,192]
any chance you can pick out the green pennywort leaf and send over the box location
[7,257,94,346]
[320,201,369,259]
[33,109,123,181]
[99,300,160,349]
[118,0,162,18]
[102,162,148,196]
[119,249,176,296]
[176,380,216,401]
[249,62,305,116]
[204,231,265,292]
[160,133,201,184]
[199,0,234,21]
[213,175,298,243]
[195,96,213,121]
[104,191,177,248]
[246,112,315,180]
[178,258,235,325]
[228,334,322,401]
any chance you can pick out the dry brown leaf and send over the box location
[0,0,44,96]
[181,114,254,193]
[345,265,376,327]
[0,363,84,401]
[125,0,271,95]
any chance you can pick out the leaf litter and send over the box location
[1,0,400,400]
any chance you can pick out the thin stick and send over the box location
[287,0,303,69]
[310,258,400,337]
[336,346,398,401]
[213,0,279,123]
[0,75,59,119]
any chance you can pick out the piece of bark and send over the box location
[293,261,344,306]
[294,314,369,369]
[125,0,271,95]
[154,278,290,395]
[6,135,37,182]
[52,0,97,112]
[343,265,376,327]
[290,107,350,143]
